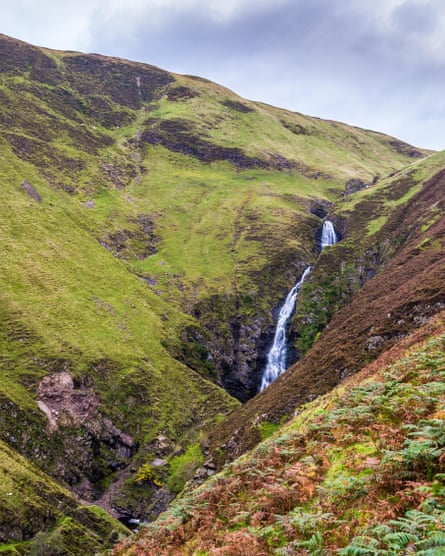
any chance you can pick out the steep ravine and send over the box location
[0,34,436,550]
[182,210,325,402]
[207,162,445,467]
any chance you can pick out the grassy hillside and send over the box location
[0,137,239,522]
[0,32,439,547]
[113,73,429,401]
[0,439,129,555]
[114,312,445,555]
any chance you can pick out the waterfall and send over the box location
[259,266,312,392]
[321,219,337,250]
[259,220,338,392]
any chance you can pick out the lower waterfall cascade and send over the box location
[259,220,338,392]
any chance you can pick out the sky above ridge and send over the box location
[2,0,444,150]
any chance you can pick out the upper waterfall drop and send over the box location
[259,220,338,392]
[321,219,338,249]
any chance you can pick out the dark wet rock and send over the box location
[344,178,367,196]
[366,335,385,351]
[146,488,175,519]
[186,295,280,402]
[310,199,331,219]
[151,435,175,458]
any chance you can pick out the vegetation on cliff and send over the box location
[0,439,129,555]
[207,151,445,465]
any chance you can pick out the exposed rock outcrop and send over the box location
[37,371,136,499]
[23,179,42,202]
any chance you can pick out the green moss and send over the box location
[0,544,27,555]
[167,443,205,493]
[27,515,121,556]
[367,214,388,235]
[258,421,281,441]
[0,441,128,553]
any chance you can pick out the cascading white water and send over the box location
[259,220,338,392]
[320,219,338,249]
[259,266,312,391]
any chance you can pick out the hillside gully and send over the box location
[207,220,339,403]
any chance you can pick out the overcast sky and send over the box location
[2,0,444,150]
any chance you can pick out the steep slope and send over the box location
[208,150,445,465]
[121,75,430,400]
[115,313,445,554]
[0,34,243,525]
[0,121,239,522]
[0,32,435,543]
[0,440,129,555]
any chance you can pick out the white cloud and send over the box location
[350,0,445,63]
[90,0,291,34]
[1,0,96,50]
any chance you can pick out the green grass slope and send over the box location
[0,32,433,528]
[0,34,429,404]
[103,65,430,402]
[0,142,238,516]
[114,312,445,555]
[0,439,129,555]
